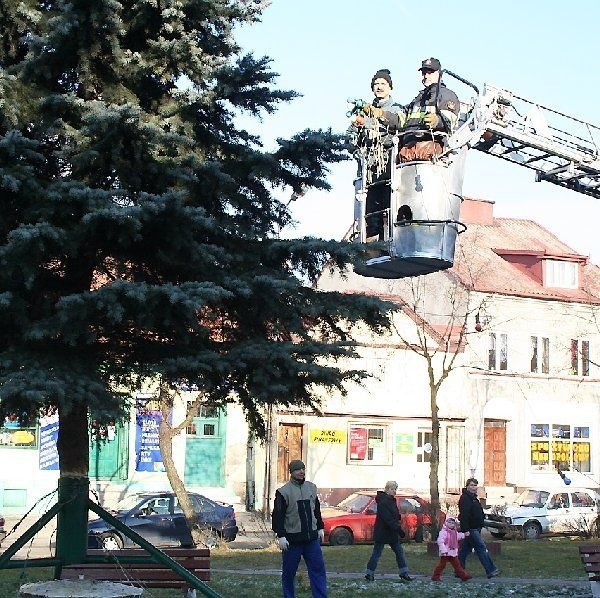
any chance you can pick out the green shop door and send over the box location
[89,420,129,481]
[184,407,226,486]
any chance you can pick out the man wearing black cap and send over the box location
[367,58,460,163]
[350,68,403,240]
[272,459,327,597]
[398,57,460,162]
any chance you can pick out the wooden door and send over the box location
[277,423,303,483]
[484,422,506,486]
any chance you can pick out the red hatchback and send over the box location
[321,491,445,545]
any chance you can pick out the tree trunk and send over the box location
[56,403,90,564]
[429,386,442,539]
[158,384,212,548]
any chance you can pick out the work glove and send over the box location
[423,112,440,128]
[363,104,384,119]
[318,529,325,542]
[278,537,289,551]
[351,114,365,127]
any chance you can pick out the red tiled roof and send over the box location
[452,202,600,303]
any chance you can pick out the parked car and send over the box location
[483,486,600,540]
[321,491,445,545]
[88,491,238,549]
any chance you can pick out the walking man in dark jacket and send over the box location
[458,478,500,578]
[364,480,413,582]
[272,460,327,597]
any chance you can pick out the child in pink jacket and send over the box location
[432,517,472,581]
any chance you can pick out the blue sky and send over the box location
[236,1,600,260]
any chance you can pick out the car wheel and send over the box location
[490,531,506,539]
[329,528,354,546]
[522,521,542,540]
[100,532,124,550]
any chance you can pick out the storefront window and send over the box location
[530,422,591,472]
[0,413,37,448]
[348,424,390,465]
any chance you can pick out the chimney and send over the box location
[460,197,495,225]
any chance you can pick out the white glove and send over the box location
[318,529,324,542]
[278,537,289,551]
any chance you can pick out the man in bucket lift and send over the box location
[365,58,460,163]
[350,69,402,240]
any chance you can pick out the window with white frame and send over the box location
[416,430,433,463]
[571,339,590,376]
[348,423,391,465]
[544,259,578,289]
[488,332,508,371]
[530,336,550,374]
[530,423,591,472]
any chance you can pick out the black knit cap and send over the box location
[371,68,392,90]
[288,459,305,473]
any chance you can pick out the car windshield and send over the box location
[515,489,549,507]
[112,494,152,512]
[336,493,373,513]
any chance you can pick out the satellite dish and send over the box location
[423,442,433,454]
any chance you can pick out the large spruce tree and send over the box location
[0,0,391,532]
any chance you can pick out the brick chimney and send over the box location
[460,197,495,225]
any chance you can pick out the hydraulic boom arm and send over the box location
[448,82,600,199]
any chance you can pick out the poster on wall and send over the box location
[349,427,368,460]
[135,397,165,472]
[39,411,60,471]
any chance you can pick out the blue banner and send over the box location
[135,399,164,472]
[39,413,60,470]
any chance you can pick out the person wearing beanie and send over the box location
[350,68,403,241]
[431,517,472,581]
[271,459,327,597]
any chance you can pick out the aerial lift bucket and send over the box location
[355,144,467,279]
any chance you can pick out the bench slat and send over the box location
[60,547,211,587]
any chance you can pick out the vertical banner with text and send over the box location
[135,398,165,472]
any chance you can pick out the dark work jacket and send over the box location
[383,82,459,144]
[271,479,323,544]
[373,491,403,543]
[458,487,485,532]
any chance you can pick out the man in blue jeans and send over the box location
[458,477,500,579]
[272,460,327,597]
[364,480,413,582]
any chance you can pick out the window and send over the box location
[530,336,550,374]
[571,339,590,376]
[186,402,222,437]
[572,491,595,507]
[348,424,391,465]
[416,430,432,463]
[530,423,591,472]
[544,259,578,289]
[0,413,38,448]
[488,333,508,371]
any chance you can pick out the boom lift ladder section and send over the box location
[450,84,600,198]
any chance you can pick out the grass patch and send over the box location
[211,537,589,579]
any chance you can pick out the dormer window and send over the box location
[544,259,578,289]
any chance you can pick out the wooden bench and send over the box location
[60,548,210,592]
[579,545,600,597]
